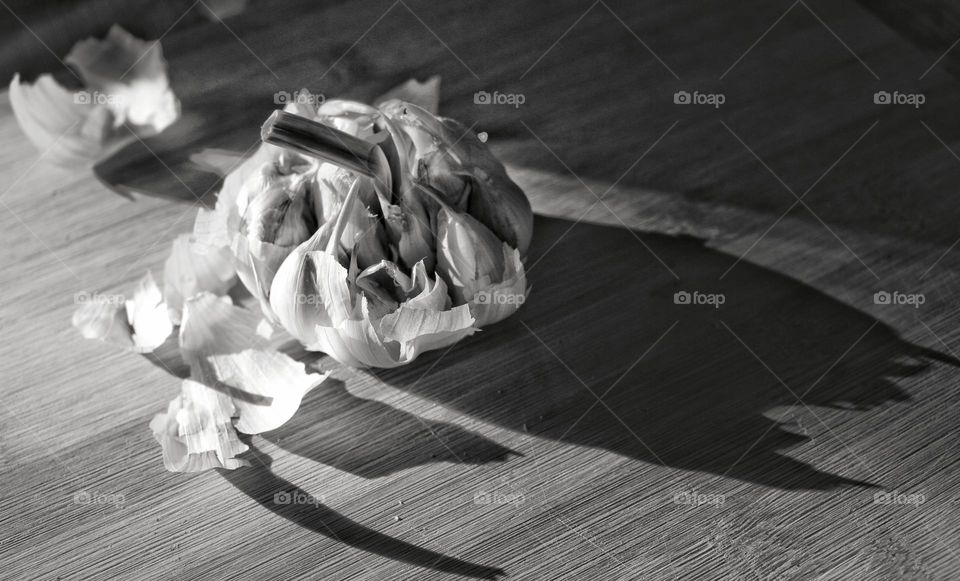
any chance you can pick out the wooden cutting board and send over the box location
[2,0,959,578]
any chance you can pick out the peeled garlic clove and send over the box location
[435,207,506,305]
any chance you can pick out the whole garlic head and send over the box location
[232,97,533,367]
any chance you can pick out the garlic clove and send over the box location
[268,223,337,346]
[435,207,506,305]
[232,164,317,319]
[378,101,533,255]
[467,245,528,327]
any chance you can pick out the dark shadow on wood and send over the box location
[260,378,518,478]
[220,442,505,580]
[375,215,956,491]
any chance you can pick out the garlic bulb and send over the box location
[253,96,533,367]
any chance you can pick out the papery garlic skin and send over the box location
[72,271,173,353]
[270,224,476,368]
[149,380,250,472]
[9,25,180,167]
[163,234,237,325]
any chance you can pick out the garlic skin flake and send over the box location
[9,25,180,168]
[149,379,250,472]
[72,271,173,353]
[163,234,237,325]
[180,294,329,431]
[149,294,330,472]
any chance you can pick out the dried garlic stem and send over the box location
[261,110,384,178]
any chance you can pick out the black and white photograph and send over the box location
[1,0,959,579]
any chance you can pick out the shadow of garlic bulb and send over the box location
[226,98,532,368]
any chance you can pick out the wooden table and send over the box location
[2,0,959,578]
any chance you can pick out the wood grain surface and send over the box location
[2,0,959,579]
